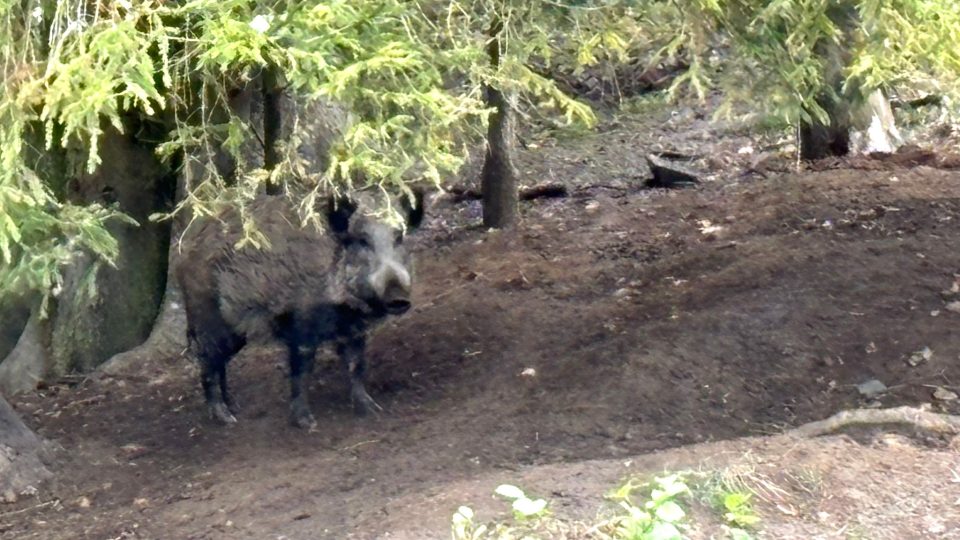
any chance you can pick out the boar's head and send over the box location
[327,189,425,316]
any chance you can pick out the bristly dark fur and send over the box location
[176,191,423,429]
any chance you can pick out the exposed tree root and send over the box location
[0,311,50,396]
[96,282,187,377]
[788,406,960,438]
[0,394,53,498]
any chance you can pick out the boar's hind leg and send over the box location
[191,328,244,425]
[337,336,383,416]
[218,361,239,416]
[200,354,238,425]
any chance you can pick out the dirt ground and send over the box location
[3,100,960,539]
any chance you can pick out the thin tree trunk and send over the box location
[263,65,284,196]
[481,18,519,229]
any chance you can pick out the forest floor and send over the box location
[3,94,960,539]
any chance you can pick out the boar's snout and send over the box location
[369,258,412,315]
[383,286,411,315]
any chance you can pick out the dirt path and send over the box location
[3,111,960,539]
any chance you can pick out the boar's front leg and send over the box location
[287,343,318,430]
[337,336,383,416]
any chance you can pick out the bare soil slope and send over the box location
[3,111,960,539]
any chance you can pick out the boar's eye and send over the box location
[344,236,370,249]
[393,230,404,245]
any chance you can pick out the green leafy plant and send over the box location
[605,473,691,540]
[493,484,549,521]
[451,505,489,540]
[450,484,549,540]
[721,491,760,529]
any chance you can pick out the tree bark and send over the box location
[849,89,902,154]
[789,406,960,438]
[0,309,51,396]
[0,393,52,498]
[0,296,33,363]
[97,173,189,376]
[798,3,900,160]
[481,18,519,229]
[262,65,284,196]
[102,75,293,376]
[800,111,851,160]
[48,126,175,376]
[800,31,853,160]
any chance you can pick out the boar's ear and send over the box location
[326,195,357,234]
[400,187,425,230]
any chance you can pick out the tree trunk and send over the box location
[800,110,851,160]
[97,173,189,376]
[0,295,33,363]
[481,19,519,229]
[100,77,284,375]
[800,90,901,161]
[801,10,854,161]
[262,65,284,196]
[799,3,901,160]
[849,89,902,154]
[0,393,52,498]
[0,309,51,396]
[48,126,175,376]
[102,76,290,376]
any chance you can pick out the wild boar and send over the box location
[176,191,423,429]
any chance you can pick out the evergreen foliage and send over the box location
[2,0,959,311]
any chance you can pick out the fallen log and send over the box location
[444,182,569,203]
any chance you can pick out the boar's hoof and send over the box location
[290,413,317,431]
[351,387,384,417]
[209,402,238,425]
[290,403,317,430]
[225,400,241,416]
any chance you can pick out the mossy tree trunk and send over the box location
[98,168,189,375]
[0,118,175,389]
[0,307,51,396]
[101,78,278,375]
[48,123,176,376]
[481,17,519,229]
[2,75,346,386]
[0,296,33,364]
